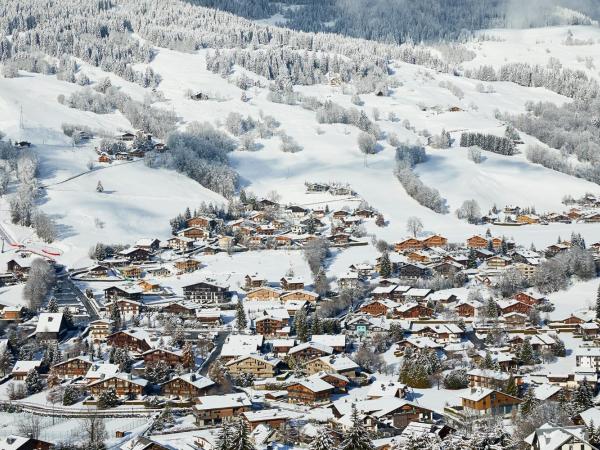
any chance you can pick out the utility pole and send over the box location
[19,105,24,129]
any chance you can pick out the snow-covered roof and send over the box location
[195,393,252,411]
[35,312,63,334]
[533,383,562,401]
[367,381,407,398]
[525,423,590,450]
[243,408,291,422]
[1,436,37,449]
[11,360,42,374]
[166,373,214,390]
[316,355,359,372]
[311,334,346,348]
[466,368,510,381]
[292,378,334,393]
[86,362,120,379]
[289,341,333,356]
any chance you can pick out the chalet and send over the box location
[52,356,93,379]
[6,256,33,278]
[106,330,151,353]
[280,290,320,303]
[226,355,282,378]
[456,301,477,317]
[138,279,161,293]
[367,381,408,399]
[516,214,540,224]
[394,238,423,252]
[0,436,53,450]
[338,272,361,290]
[345,314,390,336]
[105,298,142,316]
[371,285,409,301]
[161,373,214,398]
[119,132,135,141]
[398,263,430,279]
[167,236,194,252]
[580,322,600,339]
[119,247,151,262]
[35,313,66,341]
[466,235,489,249]
[142,348,185,369]
[411,324,463,343]
[582,212,600,223]
[271,339,296,356]
[305,355,359,378]
[286,378,334,404]
[467,369,513,390]
[246,287,282,301]
[497,299,532,315]
[529,334,557,352]
[135,238,161,252]
[289,341,333,360]
[120,266,143,278]
[186,216,215,229]
[0,305,22,321]
[432,261,462,276]
[89,373,148,397]
[194,393,252,427]
[178,226,208,240]
[88,264,109,277]
[280,277,304,291]
[11,360,42,380]
[486,255,511,269]
[104,284,143,301]
[360,299,399,317]
[460,388,521,416]
[84,362,119,383]
[243,409,290,431]
[328,233,352,246]
[525,424,595,450]
[286,205,308,218]
[395,302,433,319]
[421,234,448,248]
[244,274,268,290]
[89,319,113,342]
[183,281,230,303]
[255,315,287,336]
[174,258,202,273]
[403,288,432,302]
[576,348,600,371]
[197,310,223,327]
[161,302,197,318]
[311,335,346,353]
[514,291,547,306]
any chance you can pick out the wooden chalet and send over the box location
[286,379,334,404]
[243,409,289,431]
[106,330,151,353]
[193,393,252,427]
[255,316,287,336]
[161,373,214,398]
[460,388,521,416]
[183,281,230,303]
[174,259,202,273]
[280,277,304,291]
[89,374,148,397]
[52,356,93,379]
[143,348,185,369]
[226,355,282,378]
[246,287,282,301]
[89,319,113,342]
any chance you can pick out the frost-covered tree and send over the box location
[235,298,247,331]
[339,405,374,450]
[357,132,377,154]
[23,258,56,310]
[406,216,423,237]
[455,199,481,224]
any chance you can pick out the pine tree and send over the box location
[480,351,495,370]
[0,349,12,376]
[110,305,122,331]
[236,298,247,332]
[96,180,104,192]
[98,388,119,409]
[339,405,374,450]
[47,297,58,313]
[467,248,477,269]
[63,307,74,328]
[520,387,539,415]
[571,380,594,414]
[294,308,309,342]
[229,418,255,450]
[518,339,536,365]
[311,313,322,337]
[182,342,195,369]
[25,368,44,395]
[154,405,175,431]
[310,427,335,450]
[63,385,80,405]
[504,375,518,397]
[216,422,232,450]
[379,251,391,278]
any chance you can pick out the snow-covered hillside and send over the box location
[0,16,599,264]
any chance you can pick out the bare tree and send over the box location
[406,216,423,237]
[80,414,107,450]
[17,413,42,439]
[23,258,56,310]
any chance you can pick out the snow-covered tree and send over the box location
[339,405,374,450]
